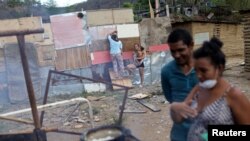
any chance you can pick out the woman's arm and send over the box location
[136,51,146,60]
[170,86,199,123]
[227,87,250,124]
[133,52,139,65]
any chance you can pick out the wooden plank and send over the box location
[36,45,55,67]
[122,78,132,87]
[111,78,132,90]
[243,29,250,32]
[75,47,81,68]
[79,47,85,67]
[0,49,5,72]
[123,110,147,114]
[137,100,161,112]
[55,46,91,71]
[66,48,74,69]
[243,32,250,36]
[243,39,250,42]
[55,49,67,71]
[109,69,132,90]
[120,37,140,52]
[112,79,124,90]
[81,46,91,68]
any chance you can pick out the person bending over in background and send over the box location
[127,43,146,87]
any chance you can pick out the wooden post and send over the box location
[155,0,159,17]
[16,35,41,129]
[149,0,155,19]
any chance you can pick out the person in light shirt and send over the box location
[108,31,125,78]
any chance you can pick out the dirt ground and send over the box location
[1,57,250,141]
[45,57,250,141]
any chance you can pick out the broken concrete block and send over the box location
[83,83,106,93]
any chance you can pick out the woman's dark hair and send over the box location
[134,43,144,51]
[193,37,226,68]
[167,28,193,46]
[140,46,144,51]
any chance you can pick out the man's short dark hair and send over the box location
[77,12,84,19]
[111,34,118,42]
[167,28,193,46]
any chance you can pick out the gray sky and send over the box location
[40,0,87,7]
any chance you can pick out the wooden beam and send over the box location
[0,28,44,37]
[0,116,33,125]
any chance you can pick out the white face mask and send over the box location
[199,80,217,89]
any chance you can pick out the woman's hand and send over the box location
[170,101,198,122]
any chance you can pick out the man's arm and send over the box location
[161,68,172,103]
[111,30,117,35]
[120,41,123,50]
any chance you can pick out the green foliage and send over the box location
[122,2,133,8]
[7,0,24,7]
[211,0,227,6]
[134,0,155,11]
[66,5,76,12]
[225,0,250,10]
[44,0,57,8]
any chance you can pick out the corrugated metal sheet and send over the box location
[117,24,139,38]
[91,51,133,65]
[55,46,91,71]
[0,49,5,72]
[91,62,113,88]
[50,12,85,49]
[51,68,93,86]
[4,43,41,103]
[0,72,8,103]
